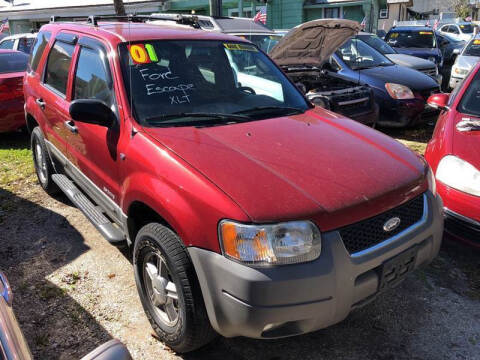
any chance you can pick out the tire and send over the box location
[31,127,59,195]
[133,223,216,353]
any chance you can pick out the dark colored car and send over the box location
[385,27,443,68]
[0,271,132,359]
[331,38,440,127]
[24,15,443,353]
[425,63,480,248]
[435,31,466,65]
[0,49,28,133]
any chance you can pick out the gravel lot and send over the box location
[0,130,479,360]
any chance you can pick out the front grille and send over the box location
[330,88,373,117]
[338,194,425,254]
[420,67,437,79]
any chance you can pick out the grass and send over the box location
[0,133,34,189]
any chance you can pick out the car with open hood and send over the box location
[268,19,378,126]
[356,32,441,84]
[449,35,480,89]
[425,63,480,248]
[385,27,443,69]
[24,15,443,353]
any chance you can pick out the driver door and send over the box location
[65,36,122,222]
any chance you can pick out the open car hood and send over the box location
[269,19,362,67]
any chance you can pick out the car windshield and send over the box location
[464,39,480,57]
[119,40,308,126]
[458,69,480,116]
[387,31,436,48]
[236,34,283,54]
[0,52,28,73]
[336,38,393,70]
[459,24,474,34]
[358,34,396,54]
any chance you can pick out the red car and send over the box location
[24,16,443,352]
[0,50,28,133]
[425,63,480,248]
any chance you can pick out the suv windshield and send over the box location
[458,69,480,116]
[358,34,396,55]
[387,31,436,48]
[119,40,308,126]
[464,39,480,57]
[0,52,28,73]
[459,24,474,34]
[336,38,393,70]
[236,34,283,54]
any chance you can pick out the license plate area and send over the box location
[379,246,418,291]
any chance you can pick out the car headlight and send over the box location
[385,83,415,99]
[219,220,321,266]
[453,67,469,76]
[436,155,480,196]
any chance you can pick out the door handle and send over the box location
[64,120,78,134]
[35,98,46,110]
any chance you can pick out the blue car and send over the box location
[385,27,444,69]
[330,38,440,127]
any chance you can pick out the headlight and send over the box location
[219,220,321,266]
[453,67,469,76]
[385,83,415,99]
[427,165,436,196]
[436,155,480,196]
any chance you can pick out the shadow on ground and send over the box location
[0,186,114,359]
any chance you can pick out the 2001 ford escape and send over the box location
[24,15,444,353]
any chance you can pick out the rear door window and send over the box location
[0,39,14,49]
[17,37,34,54]
[0,52,29,73]
[74,46,113,106]
[29,31,51,72]
[44,40,75,95]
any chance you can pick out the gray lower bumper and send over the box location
[188,191,444,339]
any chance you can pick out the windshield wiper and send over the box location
[234,106,305,116]
[145,112,251,126]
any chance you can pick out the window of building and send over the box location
[379,8,388,19]
[325,7,340,18]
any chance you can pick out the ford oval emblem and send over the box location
[383,217,401,232]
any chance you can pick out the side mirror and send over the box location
[427,93,450,110]
[453,48,460,55]
[69,99,114,127]
[80,339,132,360]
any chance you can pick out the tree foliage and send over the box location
[452,0,471,19]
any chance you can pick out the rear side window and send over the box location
[29,31,51,72]
[74,47,113,106]
[0,52,29,74]
[44,40,74,95]
[0,39,14,49]
[17,37,34,54]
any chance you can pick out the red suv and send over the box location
[24,16,444,353]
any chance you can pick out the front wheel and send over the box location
[31,127,59,194]
[133,223,216,353]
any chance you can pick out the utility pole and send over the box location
[209,0,222,16]
[113,0,126,16]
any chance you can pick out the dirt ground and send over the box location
[0,128,479,360]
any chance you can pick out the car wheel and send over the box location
[133,223,216,353]
[31,127,59,194]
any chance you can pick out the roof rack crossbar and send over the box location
[50,14,200,28]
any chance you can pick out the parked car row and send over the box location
[0,14,477,356]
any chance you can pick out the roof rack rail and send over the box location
[50,14,200,28]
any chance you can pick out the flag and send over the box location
[433,19,439,30]
[382,21,385,30]
[465,16,472,22]
[360,16,366,29]
[426,20,430,27]
[0,19,9,33]
[253,9,267,24]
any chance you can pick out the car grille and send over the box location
[338,194,425,254]
[330,87,373,117]
[420,67,437,79]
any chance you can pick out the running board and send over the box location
[52,174,125,244]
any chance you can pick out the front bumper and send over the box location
[444,208,480,248]
[189,191,443,339]
[350,102,379,126]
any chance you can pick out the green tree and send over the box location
[452,0,471,19]
[114,0,126,16]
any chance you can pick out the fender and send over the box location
[121,171,248,252]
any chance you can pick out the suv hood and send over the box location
[386,53,436,70]
[269,19,362,68]
[143,108,426,231]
